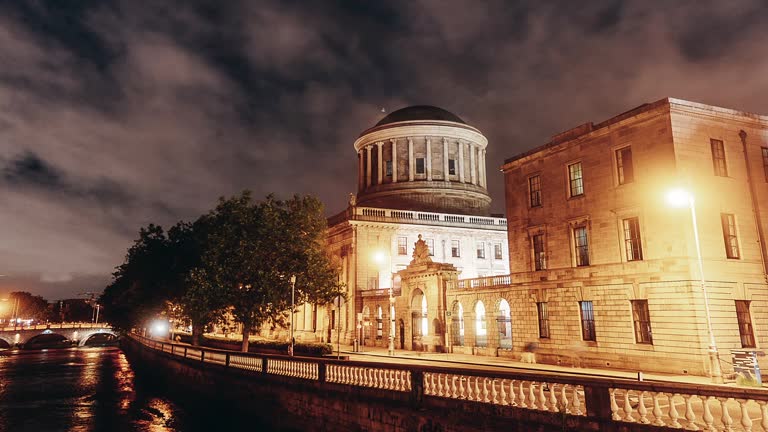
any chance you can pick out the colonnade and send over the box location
[357,137,487,191]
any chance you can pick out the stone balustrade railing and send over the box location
[130,334,768,431]
[328,206,507,231]
[0,322,110,332]
[454,274,512,289]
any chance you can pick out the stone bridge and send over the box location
[0,323,116,348]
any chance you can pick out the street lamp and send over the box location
[289,275,296,357]
[666,188,723,383]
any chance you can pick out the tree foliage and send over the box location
[7,291,50,321]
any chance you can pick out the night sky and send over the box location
[2,0,768,300]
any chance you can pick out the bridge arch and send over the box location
[80,332,118,347]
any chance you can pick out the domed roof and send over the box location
[375,105,466,127]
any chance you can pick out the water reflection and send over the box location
[0,347,267,432]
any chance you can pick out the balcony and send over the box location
[328,206,507,231]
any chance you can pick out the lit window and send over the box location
[426,238,434,256]
[475,301,487,347]
[497,300,512,349]
[762,147,768,182]
[376,306,383,339]
[529,175,541,207]
[451,240,460,258]
[579,301,596,341]
[721,213,740,259]
[573,226,589,266]
[616,147,634,184]
[736,300,756,348]
[711,139,728,177]
[532,233,546,271]
[568,162,584,197]
[537,302,550,338]
[416,158,425,174]
[397,237,407,255]
[494,243,503,260]
[451,302,465,346]
[623,217,643,261]
[476,242,485,259]
[385,160,392,177]
[448,159,456,175]
[631,300,652,344]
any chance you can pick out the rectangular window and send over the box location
[451,240,460,257]
[494,243,503,260]
[532,233,546,271]
[416,158,425,174]
[385,160,392,176]
[426,238,434,256]
[631,300,653,344]
[711,139,728,177]
[579,301,596,341]
[476,242,485,259]
[568,162,584,197]
[368,277,379,290]
[616,147,634,184]
[623,217,643,261]
[721,213,740,259]
[537,302,550,338]
[762,147,768,182]
[736,300,756,348]
[397,237,407,255]
[573,226,589,266]
[448,159,456,175]
[528,175,542,207]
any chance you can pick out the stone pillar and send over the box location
[391,139,398,183]
[443,138,449,182]
[366,145,372,188]
[358,150,364,191]
[458,141,465,183]
[408,138,414,181]
[426,137,432,181]
[469,143,476,185]
[479,149,485,188]
[376,141,384,185]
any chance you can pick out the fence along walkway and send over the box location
[131,334,768,431]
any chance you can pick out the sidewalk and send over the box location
[337,344,738,387]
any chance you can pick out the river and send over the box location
[0,347,283,432]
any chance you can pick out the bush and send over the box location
[186,335,332,357]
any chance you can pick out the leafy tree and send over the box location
[9,291,50,322]
[202,192,343,352]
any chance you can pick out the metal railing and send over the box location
[131,334,768,430]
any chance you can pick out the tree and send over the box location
[201,192,343,352]
[9,291,50,322]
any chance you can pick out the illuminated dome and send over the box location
[352,105,491,216]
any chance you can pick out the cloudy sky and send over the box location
[2,0,768,300]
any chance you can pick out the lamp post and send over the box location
[289,275,296,357]
[667,188,723,383]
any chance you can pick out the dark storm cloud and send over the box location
[1,0,767,299]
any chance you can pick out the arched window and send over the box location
[451,302,465,346]
[475,301,487,347]
[376,305,383,340]
[497,299,512,349]
[421,295,428,336]
[411,289,428,338]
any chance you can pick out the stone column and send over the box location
[469,143,476,185]
[443,138,449,182]
[426,137,432,181]
[366,145,372,187]
[358,150,364,191]
[391,139,398,183]
[376,141,384,185]
[458,141,465,183]
[481,149,487,188]
[408,138,414,181]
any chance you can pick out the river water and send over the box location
[0,347,276,432]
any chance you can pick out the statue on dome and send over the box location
[411,234,432,265]
[348,193,356,207]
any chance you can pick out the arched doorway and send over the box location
[398,319,405,349]
[411,289,427,351]
[451,302,465,346]
[497,299,512,349]
[475,300,487,347]
[362,306,371,346]
[375,305,383,342]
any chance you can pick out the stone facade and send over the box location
[488,98,768,376]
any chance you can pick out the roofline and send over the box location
[358,119,482,138]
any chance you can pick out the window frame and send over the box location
[493,243,503,260]
[451,240,460,258]
[476,241,486,259]
[416,157,425,174]
[711,139,728,177]
[532,233,546,271]
[616,146,634,185]
[735,300,756,348]
[448,159,456,176]
[568,162,584,197]
[622,217,643,261]
[579,301,596,341]
[721,213,740,259]
[631,300,653,344]
[537,302,550,339]
[528,175,542,207]
[397,237,408,256]
[425,238,435,256]
[573,226,590,267]
[385,160,393,177]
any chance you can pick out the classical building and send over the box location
[287,106,510,349]
[470,97,767,377]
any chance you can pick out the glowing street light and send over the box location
[289,275,296,357]
[666,188,723,383]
